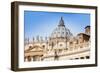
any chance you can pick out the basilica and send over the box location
[24,17,90,62]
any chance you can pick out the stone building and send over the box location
[24,17,90,62]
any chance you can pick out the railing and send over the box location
[43,47,90,59]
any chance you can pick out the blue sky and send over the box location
[24,11,90,40]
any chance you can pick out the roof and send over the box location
[50,17,73,38]
[85,26,90,29]
[58,17,65,27]
[77,33,90,37]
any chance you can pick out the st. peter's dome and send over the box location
[50,17,73,39]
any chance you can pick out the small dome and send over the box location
[50,17,73,39]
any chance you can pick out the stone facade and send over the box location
[24,17,90,62]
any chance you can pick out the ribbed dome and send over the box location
[50,17,73,39]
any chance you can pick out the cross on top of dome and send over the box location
[58,17,65,27]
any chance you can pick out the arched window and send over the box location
[42,45,45,48]
[27,56,31,61]
[86,56,90,59]
[75,58,79,60]
[29,46,32,49]
[60,44,62,46]
[80,57,84,59]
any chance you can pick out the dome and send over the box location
[50,17,73,39]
